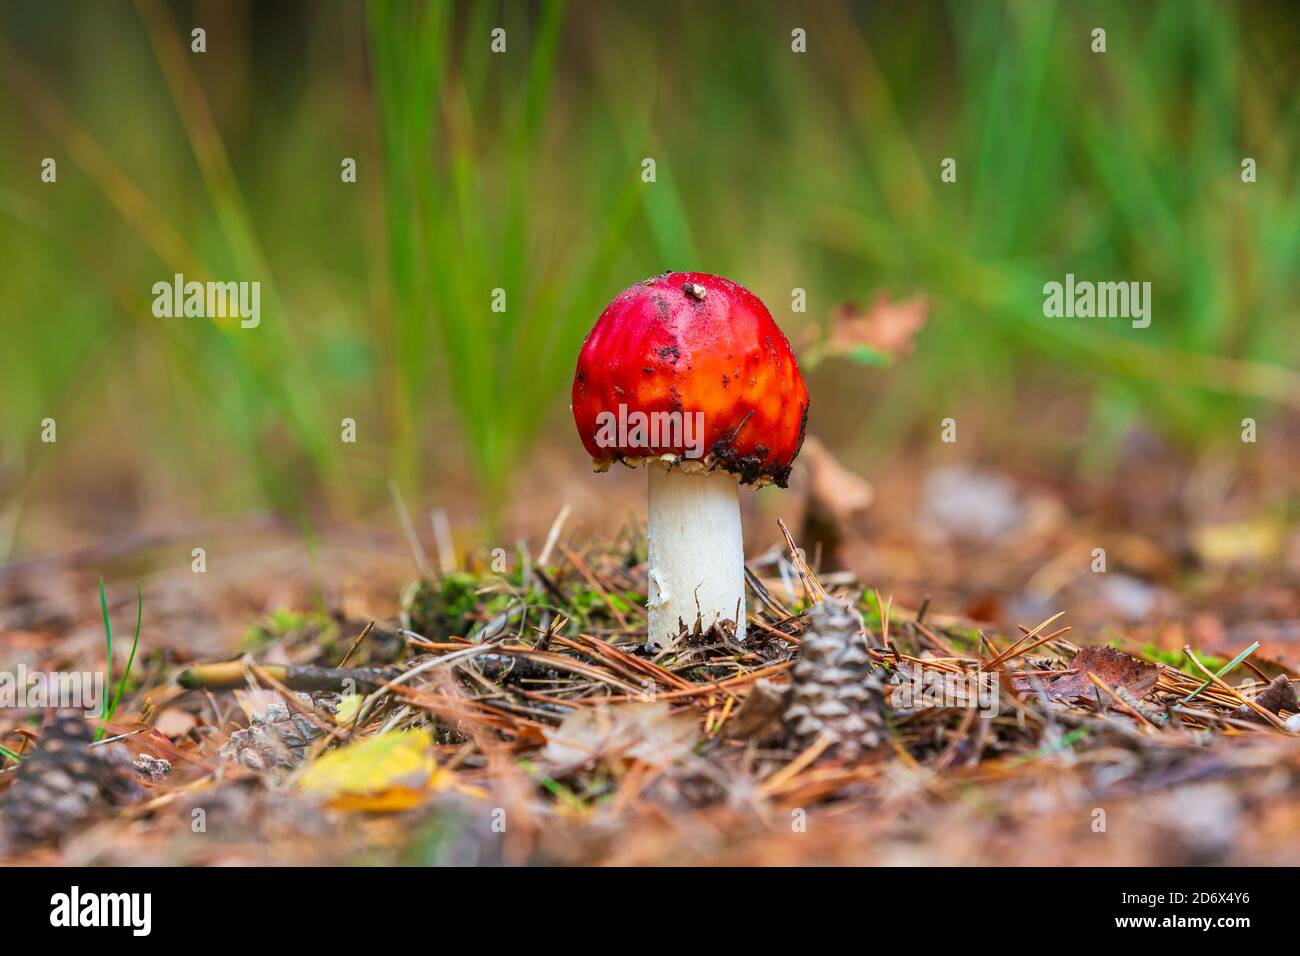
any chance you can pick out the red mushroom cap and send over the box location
[571,271,809,487]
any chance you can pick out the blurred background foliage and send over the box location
[0,0,1297,553]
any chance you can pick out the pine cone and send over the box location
[220,696,333,773]
[0,711,142,845]
[784,598,885,759]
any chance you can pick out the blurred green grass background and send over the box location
[1,0,1297,552]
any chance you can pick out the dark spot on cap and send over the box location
[703,403,807,489]
[657,343,680,364]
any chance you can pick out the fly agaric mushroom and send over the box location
[572,272,809,649]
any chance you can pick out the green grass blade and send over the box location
[106,582,144,725]
[97,578,112,742]
[1181,642,1260,705]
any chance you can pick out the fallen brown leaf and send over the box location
[1238,674,1299,724]
[542,703,697,769]
[1018,645,1158,702]
[726,678,789,740]
[828,294,929,360]
[152,708,197,739]
[803,436,873,521]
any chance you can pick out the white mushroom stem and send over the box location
[645,461,746,650]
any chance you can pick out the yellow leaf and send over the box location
[326,786,431,813]
[298,728,435,797]
[323,774,487,813]
[334,693,363,726]
[1192,520,1282,567]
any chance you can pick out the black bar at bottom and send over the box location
[0,866,1278,941]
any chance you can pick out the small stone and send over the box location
[134,753,172,782]
[918,467,1023,542]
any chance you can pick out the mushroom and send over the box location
[571,272,809,649]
